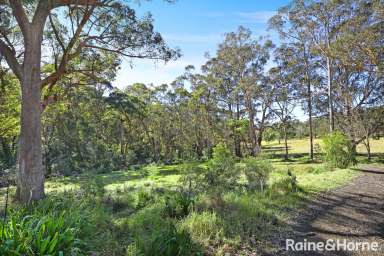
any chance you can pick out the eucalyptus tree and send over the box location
[202,26,274,156]
[329,0,384,152]
[270,8,320,160]
[272,0,355,132]
[0,0,179,202]
[270,47,297,160]
[240,39,274,156]
[104,88,144,162]
[182,66,218,159]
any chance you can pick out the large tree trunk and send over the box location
[15,26,45,203]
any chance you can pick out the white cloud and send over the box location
[236,11,276,24]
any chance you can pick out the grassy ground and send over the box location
[264,137,384,154]
[0,138,383,255]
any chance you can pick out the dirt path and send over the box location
[268,166,384,256]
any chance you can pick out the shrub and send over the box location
[164,189,195,219]
[270,177,292,194]
[136,189,155,209]
[322,131,356,169]
[178,163,205,192]
[204,143,240,194]
[146,223,199,256]
[0,211,83,255]
[242,158,273,192]
[215,192,282,244]
[270,170,298,194]
[287,169,298,193]
[126,204,200,255]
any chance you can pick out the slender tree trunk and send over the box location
[326,57,334,132]
[15,26,45,203]
[284,124,288,160]
[234,99,242,157]
[245,96,259,156]
[304,52,314,160]
[307,84,314,160]
[257,104,268,149]
[257,131,263,148]
[365,137,371,160]
[120,117,125,156]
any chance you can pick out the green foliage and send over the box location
[125,204,200,255]
[242,158,273,192]
[270,170,298,194]
[263,128,279,142]
[217,192,282,243]
[203,144,240,194]
[0,73,20,169]
[164,189,195,219]
[287,169,298,193]
[142,223,199,256]
[136,188,155,210]
[322,131,357,169]
[178,211,224,246]
[0,210,82,255]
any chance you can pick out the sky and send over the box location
[113,0,290,88]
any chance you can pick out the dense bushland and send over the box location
[1,144,310,255]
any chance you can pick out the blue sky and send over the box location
[113,0,290,87]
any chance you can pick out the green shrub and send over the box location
[178,211,224,246]
[179,164,205,192]
[221,192,280,242]
[322,131,356,169]
[287,169,298,193]
[242,158,273,192]
[203,143,240,194]
[80,176,105,198]
[136,188,155,209]
[127,204,170,241]
[0,212,83,255]
[126,204,200,255]
[144,223,199,256]
[270,170,298,194]
[164,189,195,219]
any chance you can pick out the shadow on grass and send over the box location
[157,167,181,176]
[351,167,384,175]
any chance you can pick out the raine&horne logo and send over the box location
[286,239,380,252]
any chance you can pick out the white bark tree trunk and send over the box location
[16,23,45,203]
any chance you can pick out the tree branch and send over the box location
[9,0,30,37]
[41,6,95,88]
[50,0,107,9]
[0,39,22,81]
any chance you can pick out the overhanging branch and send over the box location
[9,0,30,37]
[0,39,22,81]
